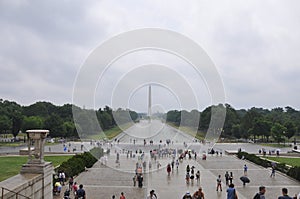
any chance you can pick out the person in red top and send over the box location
[120,192,126,199]
[72,182,78,196]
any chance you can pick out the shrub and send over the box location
[287,166,300,181]
[237,151,300,182]
[55,147,103,178]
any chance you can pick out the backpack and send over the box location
[253,193,260,199]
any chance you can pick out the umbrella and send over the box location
[240,176,250,185]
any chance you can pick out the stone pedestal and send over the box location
[19,129,54,199]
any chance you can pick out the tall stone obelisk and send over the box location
[148,85,152,119]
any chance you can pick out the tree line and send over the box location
[166,104,300,143]
[0,99,138,138]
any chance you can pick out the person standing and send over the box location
[278,188,293,199]
[137,174,143,188]
[244,165,248,176]
[68,176,74,190]
[253,186,266,199]
[226,183,237,199]
[133,175,136,187]
[120,192,126,199]
[176,159,179,170]
[229,172,233,184]
[196,170,201,184]
[186,172,190,184]
[216,175,222,191]
[147,190,157,199]
[76,184,86,199]
[225,171,230,186]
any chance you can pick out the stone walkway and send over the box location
[70,151,299,199]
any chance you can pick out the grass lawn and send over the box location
[0,155,73,182]
[259,143,291,148]
[0,142,26,147]
[88,123,133,140]
[167,123,205,140]
[264,156,300,167]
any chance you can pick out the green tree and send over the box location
[63,121,77,138]
[0,115,11,134]
[284,121,296,140]
[271,122,287,143]
[22,116,43,132]
[44,114,64,137]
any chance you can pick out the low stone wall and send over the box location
[0,163,53,199]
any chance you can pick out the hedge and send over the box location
[237,151,300,181]
[55,147,103,178]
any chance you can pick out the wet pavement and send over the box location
[70,120,299,199]
[2,120,299,198]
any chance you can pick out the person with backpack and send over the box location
[253,186,266,199]
[76,184,86,199]
[182,191,193,199]
[227,183,237,199]
[147,190,157,199]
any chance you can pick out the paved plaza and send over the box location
[68,120,299,199]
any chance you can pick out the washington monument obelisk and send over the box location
[148,85,152,119]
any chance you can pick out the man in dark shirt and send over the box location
[278,188,293,199]
[76,184,86,199]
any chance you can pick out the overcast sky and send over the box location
[1,0,300,112]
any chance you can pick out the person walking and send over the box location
[167,164,171,176]
[120,192,126,199]
[270,166,276,178]
[253,186,266,199]
[278,188,293,199]
[186,172,190,184]
[182,191,193,199]
[147,190,157,199]
[171,160,175,170]
[216,175,222,191]
[68,176,74,190]
[193,187,205,199]
[133,175,136,186]
[186,165,190,174]
[76,184,86,199]
[137,174,143,188]
[176,159,179,170]
[226,183,237,199]
[72,182,78,196]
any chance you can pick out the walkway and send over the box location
[72,149,299,198]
